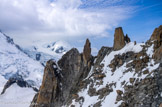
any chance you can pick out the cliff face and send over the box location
[150,25,162,63]
[113,27,126,50]
[83,39,91,66]
[30,25,162,107]
[30,40,93,107]
[34,60,62,107]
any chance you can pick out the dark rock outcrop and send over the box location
[153,46,162,63]
[95,46,113,66]
[58,48,84,105]
[83,39,91,66]
[30,26,162,107]
[1,76,38,95]
[119,64,162,107]
[32,60,62,107]
[124,34,131,43]
[150,25,162,42]
[113,27,126,50]
[113,27,131,51]
[30,40,93,107]
[150,25,162,63]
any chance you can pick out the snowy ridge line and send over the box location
[0,31,44,107]
[68,42,160,107]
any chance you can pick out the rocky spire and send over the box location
[83,39,91,65]
[150,25,162,41]
[125,34,131,43]
[113,27,126,50]
[31,60,63,107]
[30,47,92,107]
[150,25,162,62]
[150,25,162,49]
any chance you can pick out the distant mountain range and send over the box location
[0,31,43,107]
[0,25,162,107]
[23,40,71,65]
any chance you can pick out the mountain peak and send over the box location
[150,25,162,41]
[113,27,126,50]
[113,27,131,51]
[83,38,91,65]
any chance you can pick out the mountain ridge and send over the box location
[30,25,162,107]
[0,31,44,107]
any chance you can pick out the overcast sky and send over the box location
[0,0,162,50]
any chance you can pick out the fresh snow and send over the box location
[146,44,154,57]
[70,84,99,107]
[100,42,159,106]
[0,32,44,107]
[70,42,160,107]
[0,75,7,93]
[26,40,72,60]
[0,32,43,86]
[0,31,160,107]
[102,42,144,72]
[0,84,36,107]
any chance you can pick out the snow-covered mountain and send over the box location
[23,49,56,66]
[0,31,44,107]
[1,25,161,107]
[31,40,71,56]
[23,41,72,65]
[30,26,162,107]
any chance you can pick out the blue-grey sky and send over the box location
[0,0,162,51]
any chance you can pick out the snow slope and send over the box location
[0,84,36,107]
[0,31,44,107]
[25,40,72,60]
[23,49,56,66]
[70,42,160,107]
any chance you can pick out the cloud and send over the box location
[0,0,134,46]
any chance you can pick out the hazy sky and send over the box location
[0,0,162,50]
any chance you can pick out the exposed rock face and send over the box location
[119,64,162,107]
[113,27,131,51]
[68,26,161,107]
[124,34,131,43]
[83,39,91,65]
[32,60,62,107]
[150,25,162,63]
[30,40,93,107]
[153,46,162,63]
[113,27,126,50]
[150,25,162,42]
[95,46,113,66]
[30,26,162,107]
[58,48,84,105]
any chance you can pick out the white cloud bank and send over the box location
[0,0,133,46]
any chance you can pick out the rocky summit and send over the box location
[113,27,126,51]
[83,39,91,66]
[150,25,162,63]
[30,25,162,107]
[30,40,94,107]
[113,27,131,51]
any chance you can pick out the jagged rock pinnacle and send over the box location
[113,27,126,51]
[151,25,162,62]
[29,25,162,107]
[125,34,131,43]
[83,38,91,64]
[31,60,62,107]
[150,25,162,41]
